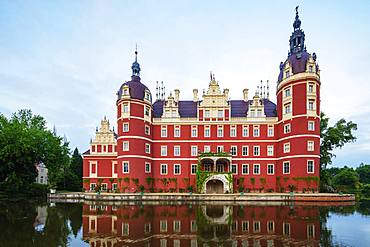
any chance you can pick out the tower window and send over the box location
[307,160,314,173]
[284,88,291,97]
[284,143,290,153]
[284,123,291,134]
[122,103,129,113]
[308,100,315,110]
[308,83,314,93]
[285,70,290,78]
[284,103,292,114]
[283,162,290,174]
[308,121,315,131]
[309,65,313,72]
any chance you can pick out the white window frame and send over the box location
[122,161,129,174]
[283,142,290,153]
[217,125,223,137]
[204,145,210,152]
[307,141,314,151]
[283,161,290,174]
[122,103,129,114]
[191,146,198,156]
[160,220,168,232]
[230,164,238,174]
[308,121,315,131]
[204,125,210,137]
[145,162,151,173]
[89,161,97,177]
[123,123,129,132]
[173,164,181,175]
[253,164,260,175]
[242,146,249,156]
[205,110,210,118]
[174,145,181,156]
[145,125,150,135]
[191,125,198,137]
[307,160,314,173]
[217,146,224,153]
[242,164,249,175]
[253,125,260,137]
[253,146,260,156]
[160,164,168,175]
[284,88,291,97]
[145,143,151,154]
[242,125,249,137]
[174,125,181,138]
[161,146,167,156]
[161,125,167,137]
[230,125,237,137]
[267,164,274,175]
[308,99,315,111]
[268,126,274,137]
[173,220,181,233]
[144,105,150,117]
[230,146,237,156]
[191,164,197,175]
[284,102,292,114]
[267,145,274,156]
[284,123,291,134]
[122,222,129,236]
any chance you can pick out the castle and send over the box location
[82,8,320,193]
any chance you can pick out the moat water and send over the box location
[0,200,369,247]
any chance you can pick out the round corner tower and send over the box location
[116,49,153,192]
[276,7,321,192]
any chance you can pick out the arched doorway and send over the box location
[206,179,224,194]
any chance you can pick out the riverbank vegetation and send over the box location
[0,110,82,198]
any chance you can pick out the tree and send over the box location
[356,163,370,184]
[0,109,70,193]
[332,167,360,192]
[320,112,357,169]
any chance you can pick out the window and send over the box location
[123,123,129,132]
[160,164,168,175]
[191,220,197,232]
[145,125,150,135]
[144,106,150,116]
[218,110,224,118]
[160,239,167,247]
[112,183,118,191]
[191,164,197,175]
[267,221,275,233]
[174,146,181,156]
[309,65,313,73]
[216,164,224,172]
[122,103,129,113]
[307,160,314,173]
[174,164,181,175]
[204,145,210,152]
[284,123,291,134]
[308,121,315,131]
[217,146,224,153]
[267,145,274,156]
[173,220,181,232]
[253,221,261,233]
[191,146,198,156]
[283,223,291,236]
[253,146,260,156]
[123,141,129,151]
[268,126,274,137]
[230,125,237,137]
[284,103,291,114]
[174,125,181,137]
[307,141,314,151]
[123,88,129,96]
[242,146,249,156]
[90,161,97,176]
[284,143,290,153]
[204,125,210,137]
[253,164,260,175]
[230,164,237,174]
[250,109,255,117]
[204,164,211,172]
[161,146,167,156]
[145,163,151,173]
[122,162,129,173]
[101,183,107,191]
[267,164,274,175]
[283,162,290,174]
[308,100,315,110]
[122,223,129,236]
[160,220,167,232]
[205,110,210,118]
[284,88,291,97]
[285,70,290,78]
[242,164,249,175]
[230,146,237,156]
[217,125,223,137]
[242,125,249,137]
[257,109,263,117]
[161,125,167,137]
[307,224,315,239]
[90,183,96,191]
[191,125,198,137]
[145,143,150,154]
[144,223,151,234]
[308,83,314,93]
[253,125,260,137]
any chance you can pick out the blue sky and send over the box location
[1,0,369,167]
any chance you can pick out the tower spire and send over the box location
[131,45,141,76]
[289,6,305,56]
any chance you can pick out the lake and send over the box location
[0,200,369,247]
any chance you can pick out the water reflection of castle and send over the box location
[82,203,319,247]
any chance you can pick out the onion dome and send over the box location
[117,48,152,101]
[278,6,319,83]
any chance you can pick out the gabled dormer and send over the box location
[247,92,266,118]
[90,117,117,154]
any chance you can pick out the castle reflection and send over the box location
[82,202,334,247]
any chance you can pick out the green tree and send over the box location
[320,112,357,169]
[356,163,370,184]
[0,109,70,193]
[332,167,360,192]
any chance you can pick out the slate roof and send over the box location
[278,51,310,82]
[117,75,150,101]
[153,99,277,118]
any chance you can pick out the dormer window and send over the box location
[285,70,290,78]
[217,110,224,118]
[257,109,262,117]
[123,88,129,95]
[250,110,255,117]
[309,65,313,73]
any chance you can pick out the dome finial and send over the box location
[131,44,141,76]
[289,6,305,55]
[293,6,301,30]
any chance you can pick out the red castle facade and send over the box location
[83,9,321,193]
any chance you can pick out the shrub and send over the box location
[28,183,48,197]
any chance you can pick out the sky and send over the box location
[0,0,369,167]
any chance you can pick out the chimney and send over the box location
[174,89,180,102]
[193,89,198,102]
[243,88,249,101]
[223,88,229,100]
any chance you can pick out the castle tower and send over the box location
[116,49,153,192]
[276,7,321,192]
